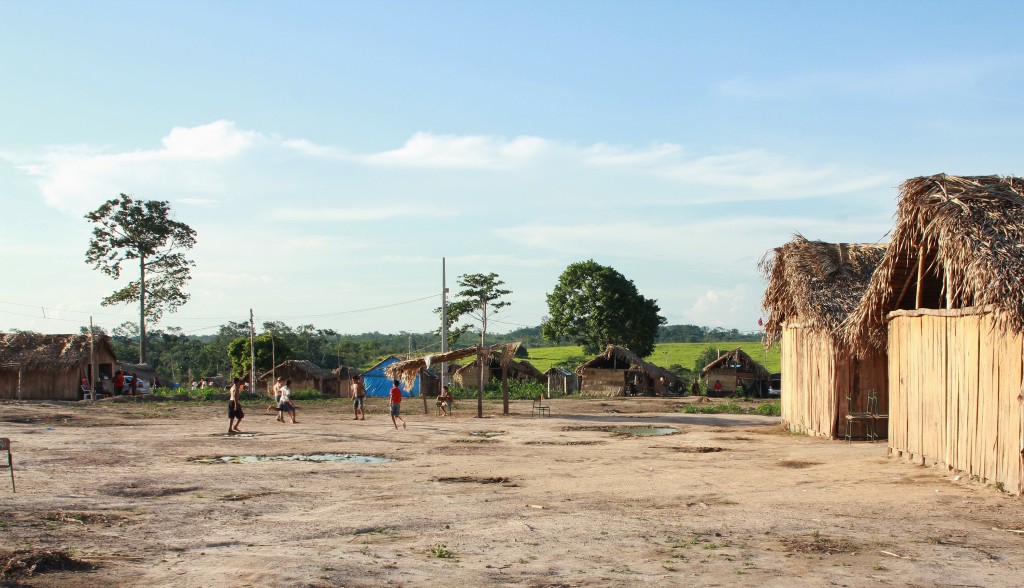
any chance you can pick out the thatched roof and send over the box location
[258,359,334,382]
[0,333,116,370]
[843,174,1024,352]
[759,234,885,344]
[699,348,771,380]
[576,345,682,385]
[385,344,522,390]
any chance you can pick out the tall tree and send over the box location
[85,194,197,363]
[446,272,512,417]
[542,260,666,358]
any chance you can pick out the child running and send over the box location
[389,379,406,429]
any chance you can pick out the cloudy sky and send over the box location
[2,1,1022,341]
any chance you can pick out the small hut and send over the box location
[0,333,117,400]
[576,345,681,396]
[760,235,887,438]
[545,367,579,396]
[258,360,336,395]
[844,174,1024,494]
[699,348,770,395]
[332,366,358,398]
[452,353,545,391]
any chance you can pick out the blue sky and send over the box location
[2,0,1022,340]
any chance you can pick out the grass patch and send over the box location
[428,543,454,559]
[756,401,781,417]
[679,400,747,415]
[526,341,780,373]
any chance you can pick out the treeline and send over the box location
[86,320,758,382]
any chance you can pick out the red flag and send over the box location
[757,317,763,327]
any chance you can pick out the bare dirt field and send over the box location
[1,395,1023,587]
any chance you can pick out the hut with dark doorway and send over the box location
[545,367,579,396]
[576,345,681,397]
[0,333,117,400]
[699,348,770,396]
[844,174,1024,494]
[258,360,336,395]
[760,235,887,438]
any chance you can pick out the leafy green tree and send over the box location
[542,260,666,358]
[443,272,512,417]
[694,345,721,373]
[227,334,291,379]
[85,194,197,363]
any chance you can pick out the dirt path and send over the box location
[1,397,1022,587]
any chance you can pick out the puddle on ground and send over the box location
[525,440,606,446]
[666,446,727,453]
[436,476,514,485]
[215,433,257,438]
[609,426,678,437]
[469,430,506,437]
[191,453,394,464]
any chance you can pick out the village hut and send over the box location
[451,352,545,391]
[576,345,681,396]
[699,348,771,396]
[331,366,358,398]
[545,367,579,396]
[258,359,336,395]
[760,235,887,438]
[0,333,117,400]
[843,174,1024,493]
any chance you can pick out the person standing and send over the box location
[112,370,125,396]
[129,372,139,396]
[351,375,366,420]
[228,378,244,434]
[279,378,298,424]
[436,385,452,417]
[272,377,285,422]
[389,379,406,429]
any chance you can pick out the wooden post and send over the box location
[476,345,484,418]
[17,367,22,401]
[502,362,509,416]
[89,317,96,397]
[915,245,925,309]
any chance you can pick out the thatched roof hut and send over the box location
[761,235,885,344]
[258,359,336,394]
[759,235,887,437]
[699,348,770,393]
[845,174,1024,353]
[0,333,117,400]
[576,345,681,396]
[842,174,1024,493]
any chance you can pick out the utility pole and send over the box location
[89,316,96,394]
[441,258,449,386]
[249,309,256,393]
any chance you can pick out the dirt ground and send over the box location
[1,395,1023,587]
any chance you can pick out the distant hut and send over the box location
[545,367,579,396]
[0,333,117,400]
[258,360,336,395]
[760,235,887,438]
[699,348,770,396]
[452,352,545,391]
[331,366,358,398]
[576,345,681,396]
[844,174,1024,493]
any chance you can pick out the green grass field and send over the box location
[525,341,780,374]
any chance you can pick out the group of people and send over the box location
[225,375,453,433]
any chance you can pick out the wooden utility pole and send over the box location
[249,309,256,393]
[89,316,96,395]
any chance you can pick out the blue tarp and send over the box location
[361,356,421,398]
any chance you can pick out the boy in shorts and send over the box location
[389,379,406,429]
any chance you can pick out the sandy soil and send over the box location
[1,395,1023,587]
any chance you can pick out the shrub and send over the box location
[756,401,781,417]
[450,379,547,400]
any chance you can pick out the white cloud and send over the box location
[18,120,261,214]
[359,132,551,169]
[681,284,758,328]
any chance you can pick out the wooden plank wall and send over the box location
[0,369,79,400]
[781,326,887,439]
[888,313,1023,494]
[579,368,626,396]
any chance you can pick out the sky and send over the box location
[2,0,1023,343]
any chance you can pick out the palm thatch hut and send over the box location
[844,174,1024,493]
[699,348,771,395]
[545,367,579,396]
[258,360,336,395]
[760,235,887,438]
[452,354,545,391]
[0,333,117,400]
[576,345,681,396]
